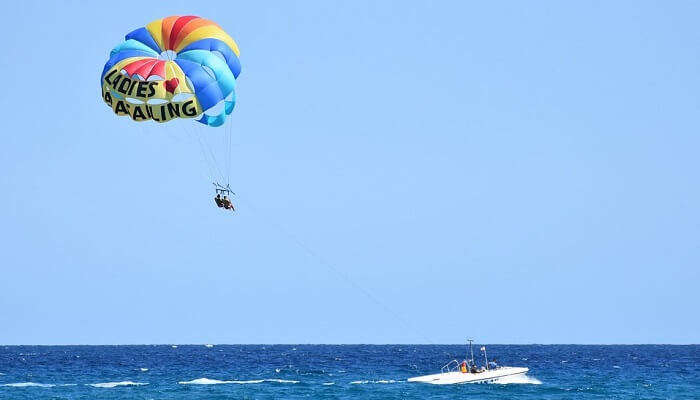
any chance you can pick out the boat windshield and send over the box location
[441,360,461,373]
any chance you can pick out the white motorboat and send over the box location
[408,339,529,385]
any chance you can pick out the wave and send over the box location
[492,375,542,385]
[1,383,78,388]
[88,381,148,388]
[266,379,299,384]
[179,378,236,385]
[322,382,335,386]
[178,377,299,385]
[1,382,55,388]
[139,368,149,372]
[350,379,398,384]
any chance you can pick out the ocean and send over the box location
[0,345,697,399]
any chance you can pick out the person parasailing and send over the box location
[213,183,235,211]
[222,195,235,211]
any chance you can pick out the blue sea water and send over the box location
[0,345,697,399]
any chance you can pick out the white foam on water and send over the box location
[139,368,149,372]
[178,377,298,385]
[88,381,148,388]
[322,382,335,386]
[491,375,542,385]
[179,378,235,385]
[1,382,55,388]
[350,379,398,384]
[613,365,621,369]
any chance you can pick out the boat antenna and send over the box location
[468,338,475,367]
[482,345,489,370]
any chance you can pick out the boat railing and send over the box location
[441,359,461,374]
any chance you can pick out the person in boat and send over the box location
[214,193,224,208]
[470,362,478,373]
[460,361,468,373]
[488,359,498,370]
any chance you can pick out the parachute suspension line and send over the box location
[226,112,234,188]
[205,124,226,184]
[195,128,215,183]
[235,195,435,345]
[225,117,229,187]
[194,123,226,185]
[190,124,218,184]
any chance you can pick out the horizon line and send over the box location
[1,343,697,346]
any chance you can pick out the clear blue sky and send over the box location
[0,1,698,345]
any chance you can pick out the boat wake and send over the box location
[350,379,399,384]
[491,375,541,385]
[88,381,148,388]
[179,378,254,385]
[178,377,299,385]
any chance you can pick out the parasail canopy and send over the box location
[101,16,241,127]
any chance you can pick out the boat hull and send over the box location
[407,367,529,385]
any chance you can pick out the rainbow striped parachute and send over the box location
[101,16,241,127]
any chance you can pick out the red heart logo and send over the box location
[165,78,179,94]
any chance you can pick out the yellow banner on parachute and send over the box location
[101,58,203,123]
